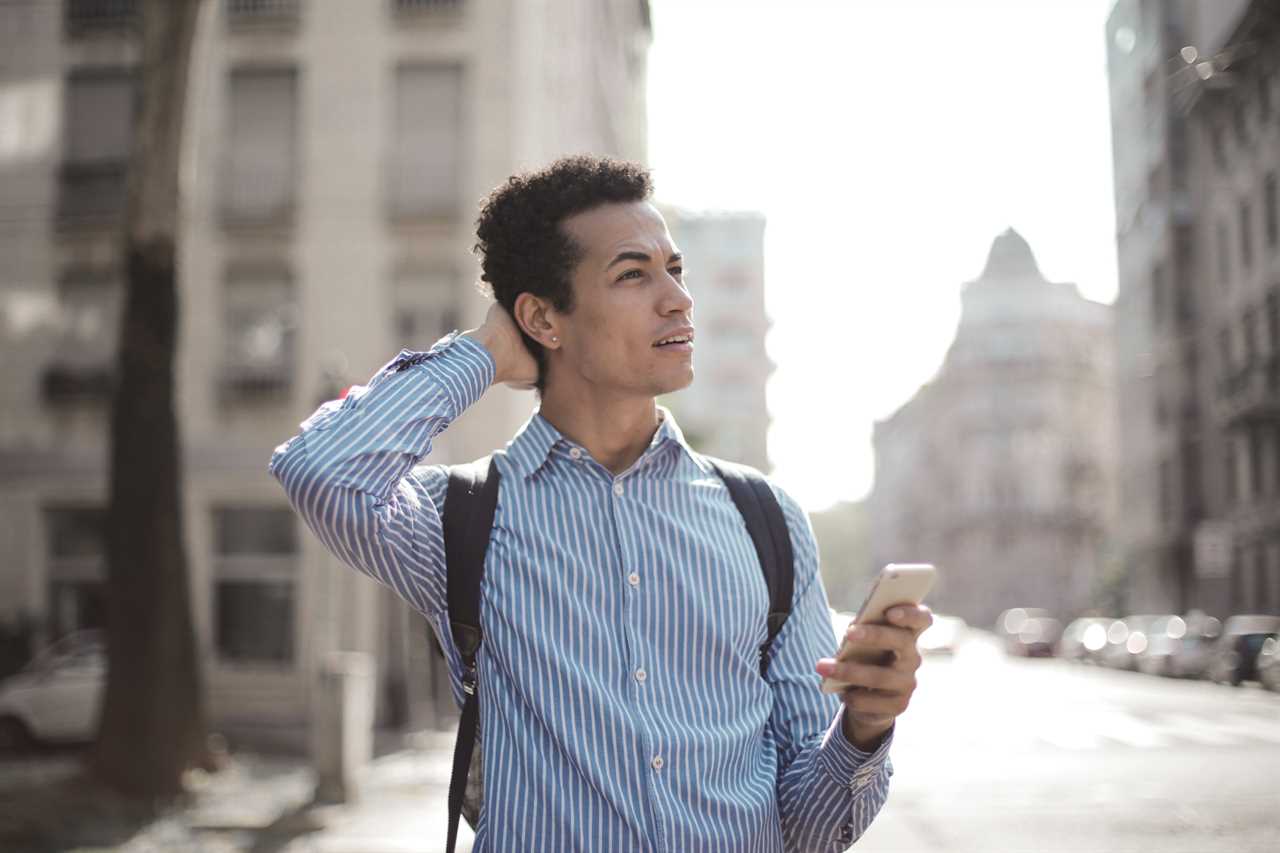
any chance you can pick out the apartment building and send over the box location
[1106,0,1280,617]
[661,208,772,472]
[0,0,651,740]
[868,230,1116,629]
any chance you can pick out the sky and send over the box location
[647,0,1120,512]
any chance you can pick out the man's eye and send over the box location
[618,269,643,281]
[668,266,684,277]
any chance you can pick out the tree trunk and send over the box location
[92,0,208,798]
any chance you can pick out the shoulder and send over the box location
[699,454,813,544]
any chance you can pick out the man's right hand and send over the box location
[463,302,539,390]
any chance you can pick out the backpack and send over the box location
[440,454,795,853]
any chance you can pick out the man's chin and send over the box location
[655,368,694,396]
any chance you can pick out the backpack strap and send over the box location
[705,457,795,678]
[442,456,500,853]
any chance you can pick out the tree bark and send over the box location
[92,0,208,798]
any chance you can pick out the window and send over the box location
[213,507,296,664]
[1265,173,1278,250]
[225,0,300,27]
[1240,199,1254,271]
[1149,262,1164,325]
[389,64,462,219]
[58,69,135,227]
[1268,292,1280,359]
[43,507,108,640]
[393,0,464,14]
[1158,457,1172,524]
[391,267,458,346]
[65,0,138,35]
[1209,125,1227,170]
[1243,308,1259,368]
[1217,219,1231,285]
[42,267,121,403]
[224,67,297,224]
[219,262,296,401]
[1181,439,1202,522]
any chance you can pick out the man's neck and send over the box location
[537,385,661,476]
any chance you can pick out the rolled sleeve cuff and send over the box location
[817,711,895,792]
[374,332,496,415]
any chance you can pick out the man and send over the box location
[270,155,931,851]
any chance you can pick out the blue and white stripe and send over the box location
[270,333,893,852]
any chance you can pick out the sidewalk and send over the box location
[0,730,472,853]
[177,729,471,853]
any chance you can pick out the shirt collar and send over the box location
[503,405,708,480]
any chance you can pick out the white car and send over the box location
[0,630,104,751]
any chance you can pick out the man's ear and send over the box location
[513,292,561,350]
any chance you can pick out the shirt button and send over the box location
[569,447,582,460]
[634,668,647,683]
[613,483,624,496]
[651,755,664,770]
[627,572,640,587]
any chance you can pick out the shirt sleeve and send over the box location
[267,333,495,620]
[765,483,894,852]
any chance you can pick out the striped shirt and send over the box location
[270,333,893,852]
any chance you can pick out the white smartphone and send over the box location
[820,563,937,694]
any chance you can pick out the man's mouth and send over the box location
[653,328,695,349]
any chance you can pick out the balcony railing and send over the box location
[226,0,301,30]
[41,364,114,404]
[1217,356,1280,425]
[393,0,464,17]
[65,0,138,36]
[218,362,293,403]
[57,161,128,230]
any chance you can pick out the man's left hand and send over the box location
[815,605,933,750]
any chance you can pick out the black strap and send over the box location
[443,456,499,853]
[706,457,795,677]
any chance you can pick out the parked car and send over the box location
[1059,617,1110,663]
[995,608,1061,657]
[1208,615,1280,686]
[0,630,104,753]
[1163,614,1222,679]
[1100,615,1168,670]
[1137,615,1199,676]
[1258,636,1280,692]
[918,614,968,655]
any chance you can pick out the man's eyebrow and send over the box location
[606,251,683,269]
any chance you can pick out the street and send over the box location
[860,634,1280,853]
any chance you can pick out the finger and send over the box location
[820,660,912,693]
[844,623,916,656]
[887,605,933,633]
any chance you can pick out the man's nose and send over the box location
[660,272,694,316]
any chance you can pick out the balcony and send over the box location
[392,0,464,23]
[65,0,138,36]
[42,364,114,405]
[56,161,128,230]
[1216,356,1280,425]
[218,362,293,404]
[226,0,301,31]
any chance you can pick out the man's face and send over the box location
[548,201,695,400]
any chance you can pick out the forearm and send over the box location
[778,715,894,851]
[268,334,494,596]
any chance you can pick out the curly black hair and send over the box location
[473,155,654,390]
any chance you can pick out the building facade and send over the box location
[1106,0,1280,617]
[660,209,772,472]
[0,0,651,741]
[868,231,1116,629]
